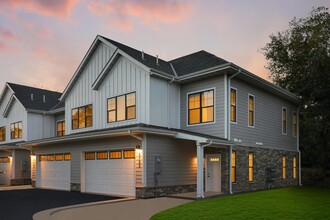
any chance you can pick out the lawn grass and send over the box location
[151,187,330,220]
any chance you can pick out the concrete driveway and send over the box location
[0,188,119,220]
[35,197,191,220]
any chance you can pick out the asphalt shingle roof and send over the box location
[7,83,62,111]
[101,36,175,76]
[170,50,229,76]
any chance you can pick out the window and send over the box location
[39,155,47,162]
[97,151,108,160]
[282,155,286,179]
[0,127,5,142]
[293,112,297,137]
[0,157,10,163]
[248,95,255,127]
[232,151,236,183]
[64,153,71,161]
[47,155,54,161]
[248,152,254,182]
[10,122,22,139]
[293,156,297,179]
[55,154,63,161]
[110,151,122,159]
[230,88,237,123]
[124,150,135,159]
[85,152,95,160]
[188,90,214,125]
[57,121,65,137]
[108,92,136,123]
[282,108,287,134]
[72,105,93,130]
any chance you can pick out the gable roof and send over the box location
[170,50,229,76]
[7,83,62,111]
[101,36,175,76]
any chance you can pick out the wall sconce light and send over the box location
[135,145,142,168]
[8,154,12,159]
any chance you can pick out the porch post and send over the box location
[196,141,204,198]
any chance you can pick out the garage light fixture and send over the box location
[135,145,142,168]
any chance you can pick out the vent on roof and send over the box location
[156,55,159,65]
[31,94,34,100]
[43,95,46,103]
[141,51,145,60]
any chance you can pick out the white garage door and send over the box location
[0,157,11,185]
[84,150,136,197]
[36,153,71,191]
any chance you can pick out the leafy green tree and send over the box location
[262,7,330,170]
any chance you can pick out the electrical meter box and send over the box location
[154,154,161,174]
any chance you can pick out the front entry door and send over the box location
[206,154,221,192]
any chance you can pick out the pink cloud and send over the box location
[0,0,79,18]
[0,26,17,40]
[88,0,193,29]
[36,27,53,40]
[32,46,49,57]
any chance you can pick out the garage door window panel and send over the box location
[47,155,54,161]
[124,150,135,159]
[110,151,122,159]
[64,153,71,161]
[85,152,95,160]
[39,155,47,162]
[97,152,108,160]
[55,154,63,161]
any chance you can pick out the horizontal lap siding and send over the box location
[231,78,297,151]
[146,134,197,187]
[33,136,141,184]
[180,75,225,138]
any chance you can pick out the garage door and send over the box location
[84,150,136,196]
[0,157,11,185]
[36,153,71,191]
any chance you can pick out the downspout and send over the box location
[167,77,175,129]
[297,107,302,186]
[128,130,143,141]
[227,68,241,196]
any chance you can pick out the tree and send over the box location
[262,7,330,170]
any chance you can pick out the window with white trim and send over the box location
[282,107,287,134]
[293,111,297,137]
[248,95,255,127]
[230,88,237,123]
[0,127,5,142]
[107,92,136,123]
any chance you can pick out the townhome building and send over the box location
[22,35,300,198]
[0,83,64,185]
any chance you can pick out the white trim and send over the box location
[282,107,287,135]
[230,87,238,124]
[247,94,255,128]
[292,111,297,137]
[142,133,147,186]
[186,87,216,127]
[224,74,227,139]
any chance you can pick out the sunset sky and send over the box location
[0,0,329,92]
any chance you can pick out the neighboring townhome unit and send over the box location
[0,83,64,186]
[23,35,300,198]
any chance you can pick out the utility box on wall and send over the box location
[154,154,161,174]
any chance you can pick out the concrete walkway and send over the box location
[0,185,33,191]
[34,197,191,220]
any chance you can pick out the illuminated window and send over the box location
[97,151,108,160]
[293,156,297,179]
[110,151,122,159]
[10,121,22,139]
[39,155,47,162]
[107,92,136,123]
[248,95,254,127]
[85,152,95,160]
[282,155,286,179]
[0,127,5,142]
[124,150,135,159]
[230,88,237,123]
[64,153,71,161]
[47,155,54,161]
[57,121,65,137]
[188,90,214,125]
[232,151,236,183]
[55,154,63,161]
[248,153,254,182]
[72,105,93,130]
[0,157,10,163]
[282,108,287,134]
[293,112,297,137]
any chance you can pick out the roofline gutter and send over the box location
[177,63,232,81]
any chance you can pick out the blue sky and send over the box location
[0,0,329,92]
